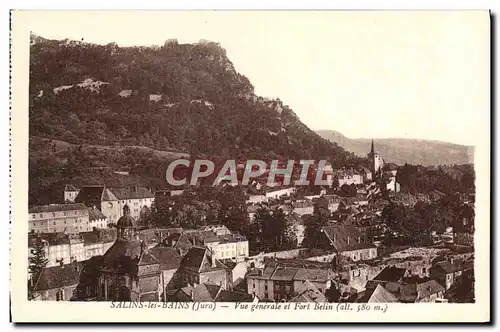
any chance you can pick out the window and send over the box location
[53,222,56,225]
[264,285,268,291]
[39,214,43,218]
[56,290,64,301]
[253,283,255,288]
[32,214,36,219]
[52,213,56,217]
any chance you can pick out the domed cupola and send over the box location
[116,204,138,241]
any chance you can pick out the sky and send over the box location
[24,10,489,146]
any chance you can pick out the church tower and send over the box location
[368,139,384,177]
[99,204,161,302]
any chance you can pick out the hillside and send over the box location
[316,130,474,166]
[29,34,352,163]
[28,34,360,205]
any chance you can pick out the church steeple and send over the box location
[370,139,375,155]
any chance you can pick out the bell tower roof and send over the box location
[370,139,375,155]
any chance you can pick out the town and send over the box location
[27,141,475,304]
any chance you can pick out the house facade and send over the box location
[247,259,335,302]
[76,186,155,224]
[204,234,250,261]
[29,203,91,234]
[321,224,378,262]
[32,262,83,301]
[64,184,80,203]
[430,257,474,290]
[28,233,86,267]
[177,246,229,289]
[88,207,108,229]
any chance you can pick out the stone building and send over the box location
[76,185,154,224]
[29,203,90,234]
[98,205,161,301]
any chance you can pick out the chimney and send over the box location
[59,260,64,267]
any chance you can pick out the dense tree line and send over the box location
[382,194,475,246]
[151,185,249,232]
[396,163,475,195]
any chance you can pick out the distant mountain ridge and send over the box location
[316,130,474,166]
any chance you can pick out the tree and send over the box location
[325,281,341,303]
[339,184,357,197]
[270,207,288,249]
[138,205,152,229]
[28,237,49,299]
[302,199,329,249]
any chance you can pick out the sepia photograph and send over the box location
[10,10,490,323]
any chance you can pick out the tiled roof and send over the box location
[172,233,197,253]
[88,207,106,221]
[79,229,117,245]
[434,259,467,274]
[29,203,88,213]
[34,262,83,291]
[102,239,143,274]
[322,224,375,252]
[28,232,70,246]
[215,289,253,302]
[149,246,182,271]
[269,258,332,270]
[215,234,247,244]
[367,284,399,303]
[75,186,105,205]
[416,280,445,301]
[140,292,159,301]
[80,231,101,245]
[101,188,119,201]
[173,284,221,302]
[373,266,407,282]
[109,187,154,200]
[249,263,334,284]
[138,252,160,266]
[293,269,330,282]
[272,267,299,281]
[289,280,327,303]
[180,247,209,273]
[64,184,79,192]
[383,282,418,303]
